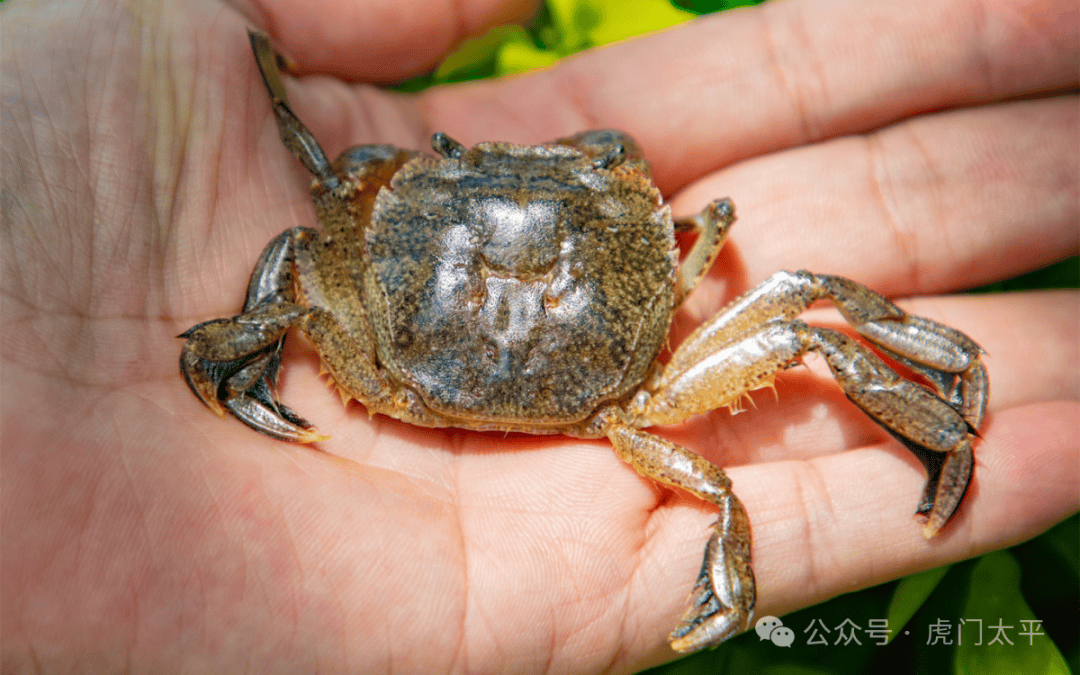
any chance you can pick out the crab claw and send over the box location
[669,494,756,653]
[180,304,327,443]
[603,421,755,653]
[222,385,328,444]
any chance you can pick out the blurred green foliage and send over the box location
[394,0,721,90]
[975,256,1079,293]
[400,2,1079,673]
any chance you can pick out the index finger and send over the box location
[249,0,540,81]
[422,0,1078,191]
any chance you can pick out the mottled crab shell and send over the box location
[363,141,678,426]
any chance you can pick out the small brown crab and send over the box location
[180,30,989,653]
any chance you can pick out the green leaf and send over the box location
[1038,514,1079,579]
[413,0,769,89]
[433,27,524,81]
[546,0,696,47]
[494,33,564,75]
[544,0,600,48]
[954,551,1070,675]
[885,564,953,642]
[673,0,763,14]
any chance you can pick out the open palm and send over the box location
[2,0,1076,673]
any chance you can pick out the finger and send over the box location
[669,96,1078,304]
[288,75,1077,312]
[248,0,540,81]
[423,0,1078,191]
[630,400,1078,654]
[663,290,1078,466]
[900,291,1080,411]
[747,400,1080,618]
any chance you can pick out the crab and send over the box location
[179,30,989,654]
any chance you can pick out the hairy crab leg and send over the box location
[816,274,987,427]
[663,270,987,429]
[672,199,736,309]
[248,30,336,184]
[804,326,975,537]
[613,271,985,652]
[599,416,755,653]
[638,270,986,536]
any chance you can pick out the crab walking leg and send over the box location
[672,199,736,309]
[633,318,977,537]
[666,270,987,429]
[812,274,987,429]
[806,327,975,538]
[249,30,336,184]
[654,269,987,535]
[603,421,754,653]
[180,228,326,442]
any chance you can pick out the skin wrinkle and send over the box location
[865,130,924,292]
[26,645,42,675]
[115,447,142,673]
[616,481,670,666]
[539,612,557,675]
[599,609,626,675]
[548,62,606,138]
[448,438,472,675]
[86,27,116,320]
[789,456,841,601]
[272,488,312,667]
[897,119,954,288]
[759,0,824,145]
[190,451,228,668]
[606,575,639,675]
[115,419,163,668]
[64,443,108,659]
[163,33,194,301]
[5,313,149,388]
[835,453,898,593]
[196,41,227,319]
[967,0,1000,101]
[272,482,306,660]
[139,34,178,311]
[12,68,61,314]
[76,39,97,233]
[323,571,348,675]
[29,53,61,247]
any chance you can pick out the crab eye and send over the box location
[591,144,626,170]
[431,132,466,159]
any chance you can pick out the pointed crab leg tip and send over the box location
[669,627,716,654]
[295,429,331,444]
[666,587,753,654]
[920,515,946,539]
[668,616,750,654]
[669,636,697,654]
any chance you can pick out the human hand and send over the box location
[2,0,1076,673]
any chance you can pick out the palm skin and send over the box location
[2,0,1077,673]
